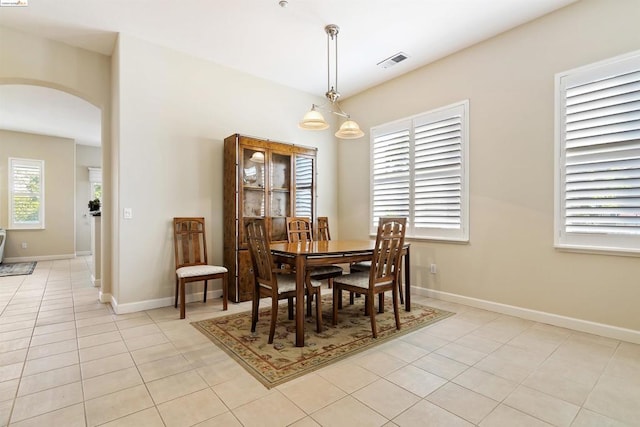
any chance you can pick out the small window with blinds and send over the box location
[9,157,45,229]
[295,156,314,219]
[555,51,640,253]
[370,101,469,241]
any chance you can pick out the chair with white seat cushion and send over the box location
[173,217,228,319]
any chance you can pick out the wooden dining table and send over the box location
[270,240,411,347]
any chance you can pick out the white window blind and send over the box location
[556,51,640,253]
[9,158,45,229]
[295,156,314,218]
[371,124,411,223]
[88,167,102,183]
[371,101,469,241]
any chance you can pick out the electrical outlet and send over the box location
[21,242,27,249]
[123,208,133,219]
[430,264,437,274]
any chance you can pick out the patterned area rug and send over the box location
[0,262,36,277]
[192,294,454,388]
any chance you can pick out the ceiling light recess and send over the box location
[299,24,364,140]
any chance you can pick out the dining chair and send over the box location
[312,217,344,289]
[315,216,332,241]
[332,217,407,338]
[173,217,228,319]
[246,218,324,342]
[286,217,343,314]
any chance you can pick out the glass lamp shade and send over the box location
[249,152,265,163]
[299,109,329,130]
[335,120,365,139]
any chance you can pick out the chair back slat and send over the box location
[173,217,208,269]
[286,217,313,243]
[371,218,407,284]
[245,218,276,286]
[316,216,331,241]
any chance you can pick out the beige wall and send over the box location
[0,130,75,259]
[339,0,640,332]
[75,145,102,253]
[113,34,337,308]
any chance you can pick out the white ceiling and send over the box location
[0,0,576,146]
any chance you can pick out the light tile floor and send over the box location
[0,257,639,426]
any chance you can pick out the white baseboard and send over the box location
[3,254,76,263]
[416,287,640,345]
[91,277,101,288]
[98,291,111,304]
[111,289,224,315]
[76,250,91,256]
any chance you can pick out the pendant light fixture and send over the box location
[299,24,364,139]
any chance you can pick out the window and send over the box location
[9,157,45,229]
[294,156,313,218]
[88,167,102,201]
[370,100,469,241]
[555,51,640,254]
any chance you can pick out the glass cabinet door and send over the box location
[241,148,266,218]
[269,152,291,242]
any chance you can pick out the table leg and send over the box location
[295,255,305,347]
[404,246,411,311]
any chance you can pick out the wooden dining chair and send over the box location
[173,217,228,319]
[315,216,332,241]
[286,217,343,315]
[312,217,344,288]
[246,218,324,342]
[332,217,407,338]
[286,217,314,242]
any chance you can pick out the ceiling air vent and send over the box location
[377,52,409,69]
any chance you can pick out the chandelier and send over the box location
[299,24,364,139]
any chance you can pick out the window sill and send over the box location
[554,244,640,258]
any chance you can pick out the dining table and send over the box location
[270,239,411,347]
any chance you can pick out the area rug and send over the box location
[0,261,36,277]
[192,294,454,388]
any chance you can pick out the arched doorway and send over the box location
[0,82,109,297]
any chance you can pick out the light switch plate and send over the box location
[123,208,133,219]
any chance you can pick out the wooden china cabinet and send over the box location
[223,134,317,302]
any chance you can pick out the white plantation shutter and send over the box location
[371,123,410,229]
[414,109,463,233]
[295,156,314,218]
[556,51,640,252]
[9,158,45,229]
[371,101,469,240]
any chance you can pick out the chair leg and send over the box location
[368,292,377,338]
[179,280,186,319]
[306,293,312,317]
[222,274,228,311]
[315,289,323,333]
[203,280,208,303]
[251,284,260,333]
[349,292,355,305]
[269,292,278,344]
[174,278,179,308]
[392,285,401,331]
[288,297,294,320]
[378,293,384,313]
[398,267,404,305]
[332,287,339,326]
[327,278,333,289]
